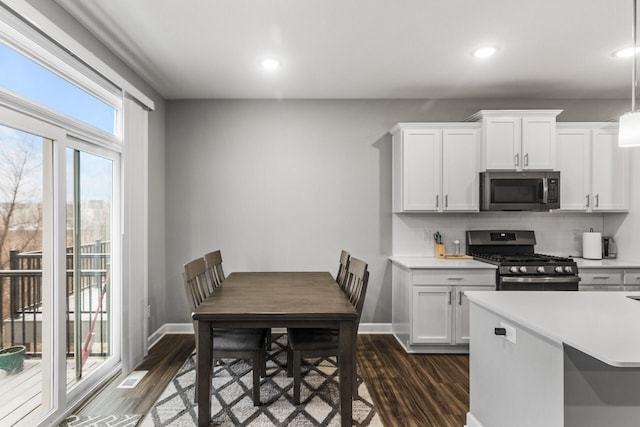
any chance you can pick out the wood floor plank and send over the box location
[77,333,470,426]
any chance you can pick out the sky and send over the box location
[0,42,115,134]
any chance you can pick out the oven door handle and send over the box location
[501,276,581,284]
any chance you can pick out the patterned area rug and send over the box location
[141,334,382,426]
[60,414,141,427]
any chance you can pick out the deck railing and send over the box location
[0,241,110,357]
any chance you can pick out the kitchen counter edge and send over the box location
[573,258,640,269]
[390,256,497,270]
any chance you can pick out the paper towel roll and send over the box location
[582,232,602,259]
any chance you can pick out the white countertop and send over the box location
[390,256,497,270]
[466,291,640,367]
[573,257,640,269]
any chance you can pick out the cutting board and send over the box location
[444,254,473,260]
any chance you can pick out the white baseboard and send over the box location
[148,322,393,348]
[465,412,484,427]
[148,323,194,349]
[358,323,393,334]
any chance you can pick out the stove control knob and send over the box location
[564,266,573,273]
[519,266,527,273]
[537,266,545,273]
[555,266,564,273]
[510,266,519,273]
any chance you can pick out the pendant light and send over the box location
[620,0,640,147]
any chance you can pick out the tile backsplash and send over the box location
[393,212,605,258]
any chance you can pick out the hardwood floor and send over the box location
[357,334,469,427]
[77,334,470,426]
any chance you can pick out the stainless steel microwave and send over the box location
[480,171,560,211]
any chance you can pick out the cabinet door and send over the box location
[411,286,452,344]
[522,116,556,170]
[442,128,479,211]
[454,286,494,344]
[592,128,629,211]
[556,128,590,211]
[401,128,442,211]
[484,117,520,170]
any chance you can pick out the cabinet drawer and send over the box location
[579,271,623,286]
[624,271,640,286]
[412,269,495,286]
[579,284,623,291]
[624,285,640,292]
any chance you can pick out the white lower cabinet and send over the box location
[392,263,495,353]
[411,285,493,345]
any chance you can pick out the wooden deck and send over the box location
[0,357,103,426]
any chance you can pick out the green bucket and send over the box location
[0,345,26,374]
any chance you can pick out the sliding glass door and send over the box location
[0,121,48,426]
[0,107,121,426]
[65,147,116,386]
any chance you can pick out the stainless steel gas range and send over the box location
[466,230,580,291]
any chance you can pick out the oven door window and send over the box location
[491,179,542,203]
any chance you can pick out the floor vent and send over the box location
[117,370,148,389]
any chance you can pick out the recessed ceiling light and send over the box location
[472,46,497,59]
[614,46,640,58]
[261,58,281,70]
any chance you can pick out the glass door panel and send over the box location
[0,123,47,425]
[66,149,113,385]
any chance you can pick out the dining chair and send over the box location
[204,249,273,350]
[286,257,369,405]
[183,257,267,406]
[336,250,350,290]
[203,250,225,289]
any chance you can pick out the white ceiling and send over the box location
[55,0,635,101]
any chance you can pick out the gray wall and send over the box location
[165,98,634,325]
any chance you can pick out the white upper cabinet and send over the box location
[469,110,562,171]
[555,127,590,210]
[591,127,629,211]
[442,128,479,211]
[391,123,480,212]
[556,123,629,212]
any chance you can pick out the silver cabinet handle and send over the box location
[447,277,464,281]
[436,194,439,208]
[458,291,463,305]
[524,153,529,167]
[445,194,448,208]
[448,290,452,305]
[595,194,599,207]
[593,276,610,280]
[514,153,520,167]
[585,195,590,207]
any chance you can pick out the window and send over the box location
[0,42,116,134]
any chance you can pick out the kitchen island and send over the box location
[465,291,640,427]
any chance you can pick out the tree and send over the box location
[0,131,42,268]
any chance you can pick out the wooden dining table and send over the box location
[192,271,359,427]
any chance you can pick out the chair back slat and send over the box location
[204,250,225,289]
[336,250,350,289]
